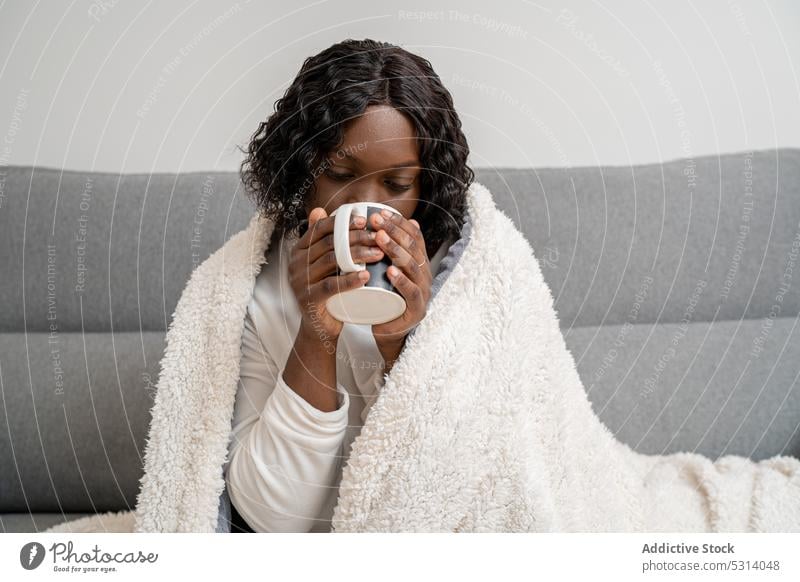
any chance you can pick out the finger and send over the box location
[373,228,427,285]
[305,227,378,277]
[385,266,425,328]
[371,211,428,276]
[310,269,370,302]
[298,207,366,249]
[297,207,328,250]
[352,242,385,263]
[372,211,426,258]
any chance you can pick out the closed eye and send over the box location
[325,169,412,193]
[385,181,412,193]
[326,170,353,181]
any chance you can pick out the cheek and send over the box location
[308,180,335,212]
[397,197,419,219]
[326,181,362,208]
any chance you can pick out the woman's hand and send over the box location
[368,209,432,352]
[288,207,385,342]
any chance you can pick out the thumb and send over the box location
[308,207,327,227]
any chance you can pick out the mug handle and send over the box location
[333,203,366,272]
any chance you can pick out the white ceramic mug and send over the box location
[325,202,407,325]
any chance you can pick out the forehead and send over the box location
[333,105,419,166]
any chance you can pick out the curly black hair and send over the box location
[238,38,474,255]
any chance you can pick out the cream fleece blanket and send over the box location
[44,181,800,533]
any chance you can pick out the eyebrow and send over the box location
[338,150,419,169]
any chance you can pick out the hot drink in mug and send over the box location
[326,202,406,325]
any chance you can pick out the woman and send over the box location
[223,38,475,532]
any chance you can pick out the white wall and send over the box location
[0,0,798,173]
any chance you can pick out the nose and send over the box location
[342,186,383,207]
[328,179,384,210]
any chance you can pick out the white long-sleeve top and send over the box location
[223,230,453,533]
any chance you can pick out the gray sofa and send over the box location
[2,149,798,533]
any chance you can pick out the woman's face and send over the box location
[309,104,422,219]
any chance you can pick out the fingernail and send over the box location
[378,230,389,243]
[354,216,366,227]
[359,270,369,280]
[380,209,393,218]
[374,214,384,225]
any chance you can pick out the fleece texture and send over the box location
[44,181,800,533]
